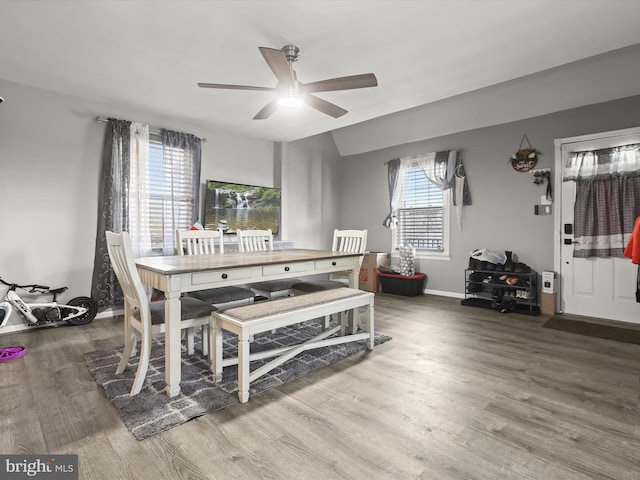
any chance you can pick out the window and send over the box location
[147,135,199,254]
[92,119,201,308]
[394,166,449,256]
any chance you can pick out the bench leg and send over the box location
[238,333,251,403]
[201,325,209,356]
[348,309,357,335]
[211,317,223,382]
[186,328,195,355]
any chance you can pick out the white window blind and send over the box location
[148,136,197,253]
[396,167,444,251]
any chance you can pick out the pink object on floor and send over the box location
[0,346,27,363]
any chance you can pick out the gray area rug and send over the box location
[85,320,391,440]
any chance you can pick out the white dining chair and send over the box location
[176,229,256,309]
[292,229,368,293]
[236,228,299,299]
[236,228,274,252]
[106,231,215,396]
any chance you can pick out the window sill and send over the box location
[392,252,450,262]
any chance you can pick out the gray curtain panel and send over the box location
[452,150,471,206]
[574,176,640,257]
[383,158,401,228]
[90,118,131,308]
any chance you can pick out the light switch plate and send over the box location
[535,204,552,215]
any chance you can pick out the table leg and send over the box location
[366,298,375,350]
[165,291,182,398]
[348,263,361,334]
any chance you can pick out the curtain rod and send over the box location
[383,149,462,164]
[96,116,207,142]
[383,154,424,165]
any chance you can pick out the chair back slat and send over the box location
[176,229,224,256]
[105,231,150,324]
[331,229,368,268]
[237,229,273,252]
[332,229,368,254]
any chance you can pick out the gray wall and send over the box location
[286,134,342,249]
[0,78,339,303]
[337,95,640,295]
[2,74,639,306]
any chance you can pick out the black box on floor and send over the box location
[378,272,426,296]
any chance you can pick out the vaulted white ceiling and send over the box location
[2,1,640,151]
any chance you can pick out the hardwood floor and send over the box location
[1,293,638,480]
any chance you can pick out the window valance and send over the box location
[563,144,640,181]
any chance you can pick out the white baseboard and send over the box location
[424,289,465,299]
[0,307,123,335]
[96,307,123,319]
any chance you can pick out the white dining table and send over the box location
[135,248,363,397]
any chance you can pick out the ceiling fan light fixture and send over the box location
[276,82,304,108]
[277,93,304,108]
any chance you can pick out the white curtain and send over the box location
[414,150,456,190]
[455,173,465,231]
[128,122,152,257]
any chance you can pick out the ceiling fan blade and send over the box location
[259,47,294,85]
[303,73,378,93]
[253,99,279,120]
[198,83,275,92]
[305,94,348,118]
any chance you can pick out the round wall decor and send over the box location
[510,135,538,172]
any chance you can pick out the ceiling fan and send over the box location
[198,45,378,120]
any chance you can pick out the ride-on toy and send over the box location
[0,277,97,328]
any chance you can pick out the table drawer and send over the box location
[262,262,310,276]
[191,268,253,285]
[314,257,355,270]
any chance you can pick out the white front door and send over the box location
[555,127,640,324]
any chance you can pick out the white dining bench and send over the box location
[211,287,375,403]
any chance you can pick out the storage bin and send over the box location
[378,272,426,296]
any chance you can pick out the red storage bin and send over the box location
[378,272,426,296]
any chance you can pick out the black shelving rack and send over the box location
[461,268,540,315]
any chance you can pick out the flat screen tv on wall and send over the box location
[203,180,281,234]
